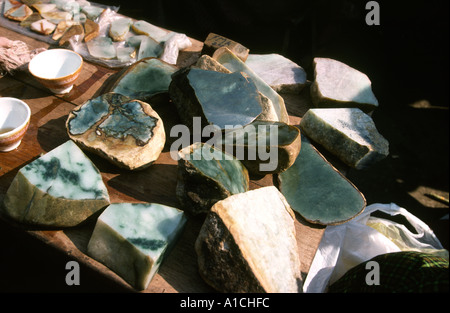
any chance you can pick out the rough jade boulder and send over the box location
[245,53,307,94]
[310,57,379,113]
[195,186,302,293]
[2,140,110,227]
[169,67,263,129]
[219,120,301,176]
[278,135,366,225]
[107,57,178,102]
[66,92,165,171]
[87,202,187,290]
[300,108,389,169]
[176,142,249,215]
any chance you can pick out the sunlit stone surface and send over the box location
[67,93,165,170]
[87,202,187,290]
[195,186,302,293]
[310,57,379,113]
[2,140,110,227]
[245,53,307,94]
[300,108,389,169]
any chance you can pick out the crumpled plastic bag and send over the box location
[303,202,448,293]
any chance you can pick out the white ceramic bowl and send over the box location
[28,49,83,94]
[0,97,31,152]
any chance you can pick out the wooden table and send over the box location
[0,23,325,293]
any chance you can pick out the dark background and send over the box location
[0,0,448,293]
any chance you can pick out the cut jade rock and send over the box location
[278,135,366,225]
[107,57,177,102]
[66,93,165,171]
[244,53,307,94]
[219,120,301,176]
[169,67,263,129]
[300,108,389,169]
[87,202,187,290]
[2,140,110,227]
[195,186,302,293]
[176,142,249,215]
[213,47,289,124]
[310,57,379,113]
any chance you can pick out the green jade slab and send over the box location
[278,135,366,225]
[176,142,249,215]
[213,48,289,123]
[2,140,110,227]
[300,108,389,169]
[87,202,187,290]
[109,57,177,102]
[170,68,263,129]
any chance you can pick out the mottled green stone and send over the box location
[213,48,289,123]
[169,68,263,130]
[310,58,379,113]
[110,57,177,101]
[300,108,389,169]
[2,140,110,227]
[87,202,186,290]
[176,143,249,215]
[219,120,301,176]
[278,135,366,225]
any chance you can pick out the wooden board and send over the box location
[0,24,325,293]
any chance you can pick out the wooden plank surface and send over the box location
[0,23,324,293]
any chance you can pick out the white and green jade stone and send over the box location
[87,202,187,290]
[2,140,110,227]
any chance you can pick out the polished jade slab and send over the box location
[111,58,177,100]
[278,135,366,225]
[186,68,263,129]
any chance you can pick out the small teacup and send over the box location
[0,97,31,152]
[28,49,83,94]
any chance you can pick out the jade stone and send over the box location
[219,120,301,176]
[310,58,379,113]
[245,54,307,94]
[87,202,187,290]
[98,100,158,145]
[109,57,177,101]
[300,108,389,169]
[2,140,110,227]
[278,135,366,225]
[67,92,165,170]
[213,47,289,124]
[137,36,163,60]
[169,68,263,129]
[176,142,249,215]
